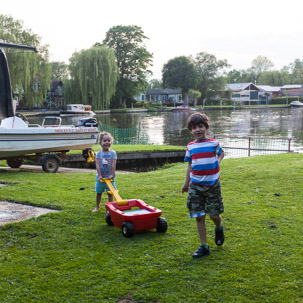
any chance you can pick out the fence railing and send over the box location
[213,136,293,158]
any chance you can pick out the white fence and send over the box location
[214,136,293,158]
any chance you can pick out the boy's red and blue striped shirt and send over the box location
[184,138,223,186]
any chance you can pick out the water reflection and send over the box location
[27,108,303,151]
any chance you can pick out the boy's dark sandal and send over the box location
[192,245,210,258]
[215,226,225,246]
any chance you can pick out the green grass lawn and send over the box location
[97,144,185,153]
[0,153,303,302]
[63,144,185,155]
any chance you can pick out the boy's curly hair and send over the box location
[187,113,210,130]
[98,132,114,145]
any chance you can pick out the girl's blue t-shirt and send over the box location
[96,150,117,179]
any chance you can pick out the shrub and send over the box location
[133,101,145,108]
[269,96,303,104]
[203,98,237,106]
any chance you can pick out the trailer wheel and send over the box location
[41,156,60,173]
[105,213,114,226]
[7,158,23,168]
[156,217,168,233]
[122,222,134,238]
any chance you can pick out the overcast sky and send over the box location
[2,0,303,79]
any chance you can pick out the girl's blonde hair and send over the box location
[98,132,114,145]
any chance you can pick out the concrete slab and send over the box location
[0,201,59,226]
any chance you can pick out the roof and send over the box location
[146,88,182,95]
[256,85,281,92]
[225,83,259,91]
[51,80,63,91]
[281,84,302,89]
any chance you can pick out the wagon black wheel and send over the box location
[122,222,134,238]
[105,213,114,226]
[7,158,23,168]
[156,217,168,233]
[42,157,60,173]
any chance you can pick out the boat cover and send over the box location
[0,48,15,120]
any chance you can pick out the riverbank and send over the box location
[21,104,291,116]
[1,153,303,302]
[63,149,186,171]
[0,145,186,172]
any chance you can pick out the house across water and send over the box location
[225,83,280,105]
[135,88,182,106]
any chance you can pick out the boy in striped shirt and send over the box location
[182,113,225,258]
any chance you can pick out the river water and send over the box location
[28,107,303,152]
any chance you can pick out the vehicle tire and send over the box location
[7,158,23,168]
[156,217,168,233]
[105,213,114,226]
[122,222,134,238]
[42,156,60,173]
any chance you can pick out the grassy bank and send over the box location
[0,145,186,167]
[97,144,185,153]
[0,153,303,302]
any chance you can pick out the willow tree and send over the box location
[0,15,51,108]
[64,45,118,110]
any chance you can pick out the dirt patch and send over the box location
[0,201,59,226]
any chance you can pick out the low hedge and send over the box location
[269,96,303,104]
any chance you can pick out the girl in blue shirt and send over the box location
[92,132,117,212]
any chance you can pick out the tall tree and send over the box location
[162,56,197,105]
[250,55,274,82]
[64,45,118,110]
[189,89,201,107]
[51,61,68,81]
[148,79,162,89]
[226,69,252,83]
[0,14,51,108]
[193,52,229,101]
[103,25,153,107]
[284,59,303,84]
[258,70,290,86]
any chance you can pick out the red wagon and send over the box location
[103,179,167,237]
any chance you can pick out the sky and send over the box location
[2,0,303,79]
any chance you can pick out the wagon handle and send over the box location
[100,178,128,206]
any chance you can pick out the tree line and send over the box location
[0,15,152,110]
[1,14,303,109]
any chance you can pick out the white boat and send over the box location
[0,115,99,172]
[290,100,303,107]
[60,104,95,116]
[171,105,196,112]
[0,43,99,172]
[0,115,98,159]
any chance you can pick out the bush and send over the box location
[147,103,163,109]
[203,98,237,106]
[269,96,303,104]
[133,101,145,108]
